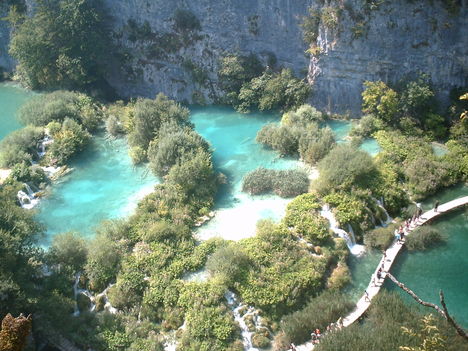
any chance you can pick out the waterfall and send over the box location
[225,291,259,351]
[73,273,96,316]
[37,136,53,158]
[17,188,39,210]
[320,205,365,256]
[376,198,392,225]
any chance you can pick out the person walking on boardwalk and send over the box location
[434,200,440,212]
[365,289,370,302]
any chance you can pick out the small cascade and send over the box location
[17,184,39,209]
[37,136,53,158]
[225,291,259,351]
[73,273,96,316]
[376,198,392,225]
[320,205,365,256]
[346,224,366,256]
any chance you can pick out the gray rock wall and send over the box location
[0,4,15,72]
[1,0,466,114]
[101,0,312,103]
[309,0,468,115]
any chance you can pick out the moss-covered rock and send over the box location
[252,333,271,348]
[76,292,91,313]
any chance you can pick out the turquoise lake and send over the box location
[349,185,468,327]
[0,82,34,140]
[1,83,465,324]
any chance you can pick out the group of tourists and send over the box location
[287,321,345,350]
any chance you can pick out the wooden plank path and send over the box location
[296,196,468,351]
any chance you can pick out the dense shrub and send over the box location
[218,54,263,101]
[236,69,310,113]
[280,291,354,344]
[405,226,445,251]
[18,91,102,131]
[364,223,397,250]
[9,0,111,90]
[206,243,250,286]
[362,81,399,124]
[49,232,88,273]
[315,145,377,193]
[349,114,380,138]
[0,126,43,167]
[298,126,335,164]
[128,94,190,159]
[9,162,47,185]
[47,118,91,165]
[237,220,329,318]
[148,126,210,176]
[242,168,309,197]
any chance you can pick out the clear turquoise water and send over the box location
[35,135,158,244]
[191,106,300,240]
[0,82,34,140]
[348,185,468,326]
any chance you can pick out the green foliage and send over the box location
[0,184,42,316]
[237,220,329,318]
[326,262,351,290]
[283,193,331,245]
[364,223,398,250]
[349,114,380,138]
[9,162,47,185]
[236,69,310,113]
[315,291,465,351]
[128,94,190,158]
[362,81,399,124]
[9,0,111,90]
[300,7,321,43]
[405,227,445,251]
[47,118,91,165]
[49,232,88,273]
[85,221,129,292]
[242,168,309,198]
[257,104,334,164]
[18,91,102,131]
[316,145,377,193]
[148,126,210,177]
[206,243,250,286]
[0,126,43,167]
[280,291,354,344]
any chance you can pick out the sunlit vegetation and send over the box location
[8,0,111,91]
[242,168,309,197]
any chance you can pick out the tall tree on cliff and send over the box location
[9,0,111,91]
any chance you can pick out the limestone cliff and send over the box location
[1,0,467,114]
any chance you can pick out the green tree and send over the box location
[9,0,111,90]
[49,232,88,273]
[362,81,399,124]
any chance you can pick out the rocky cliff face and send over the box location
[0,3,15,72]
[101,0,311,104]
[309,0,468,115]
[1,0,467,114]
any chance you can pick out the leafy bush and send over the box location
[237,220,329,318]
[405,226,445,251]
[49,232,88,273]
[9,0,111,90]
[242,168,309,198]
[236,69,310,113]
[173,9,201,32]
[315,145,377,193]
[128,94,190,156]
[9,162,47,185]
[362,81,399,124]
[349,114,380,138]
[280,291,354,344]
[148,126,210,176]
[298,126,335,164]
[47,118,91,165]
[326,262,351,290]
[364,224,397,250]
[0,126,43,167]
[206,243,250,286]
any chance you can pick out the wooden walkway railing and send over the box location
[296,196,468,351]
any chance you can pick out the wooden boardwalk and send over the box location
[296,196,468,351]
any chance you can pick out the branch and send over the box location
[386,273,468,342]
[386,273,446,317]
[440,290,468,341]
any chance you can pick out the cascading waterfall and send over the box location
[73,273,95,316]
[375,198,392,225]
[320,205,365,256]
[225,291,260,351]
[17,183,39,209]
[37,136,53,158]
